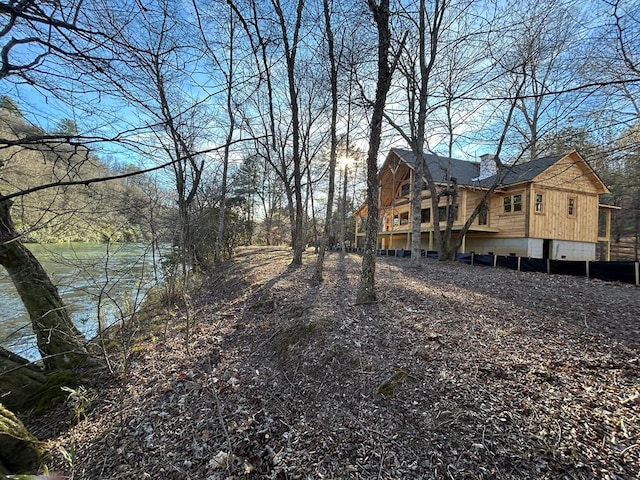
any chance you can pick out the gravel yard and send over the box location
[39,246,640,479]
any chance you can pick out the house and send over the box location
[354,148,616,261]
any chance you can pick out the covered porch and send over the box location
[377,224,500,253]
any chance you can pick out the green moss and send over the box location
[361,362,375,372]
[0,404,43,474]
[275,322,317,359]
[34,371,78,414]
[377,368,410,398]
[130,344,147,354]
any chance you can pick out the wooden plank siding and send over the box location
[459,188,528,237]
[353,149,612,257]
[527,152,605,243]
[528,187,599,242]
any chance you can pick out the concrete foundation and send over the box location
[465,237,596,261]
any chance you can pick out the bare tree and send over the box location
[502,0,585,160]
[0,1,114,461]
[92,0,210,273]
[191,1,248,264]
[603,0,640,255]
[384,0,475,262]
[0,0,112,375]
[271,0,306,265]
[356,0,404,303]
[313,0,341,281]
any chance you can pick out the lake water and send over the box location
[0,242,164,361]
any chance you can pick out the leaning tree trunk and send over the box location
[0,198,89,371]
[0,346,47,412]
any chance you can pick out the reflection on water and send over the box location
[0,242,164,361]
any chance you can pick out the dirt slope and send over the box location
[38,247,640,479]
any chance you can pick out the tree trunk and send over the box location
[410,153,424,267]
[269,0,307,267]
[0,403,43,475]
[315,2,346,280]
[0,198,89,371]
[0,346,47,412]
[340,166,348,255]
[356,0,394,303]
[215,5,236,265]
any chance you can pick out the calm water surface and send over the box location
[0,242,163,360]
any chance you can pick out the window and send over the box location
[478,204,488,225]
[421,208,431,223]
[438,205,458,222]
[535,193,544,213]
[503,196,511,213]
[568,197,576,216]
[400,211,409,225]
[513,194,522,212]
[504,193,523,213]
[400,183,410,196]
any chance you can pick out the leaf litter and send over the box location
[35,246,640,479]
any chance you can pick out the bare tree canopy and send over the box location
[2,0,640,475]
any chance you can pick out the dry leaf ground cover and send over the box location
[36,246,640,479]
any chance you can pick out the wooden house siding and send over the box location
[528,187,599,242]
[354,149,612,260]
[489,187,528,238]
[526,153,604,243]
[461,188,529,237]
[533,152,604,194]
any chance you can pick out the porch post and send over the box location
[605,208,612,261]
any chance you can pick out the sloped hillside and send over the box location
[37,247,640,479]
[0,110,167,243]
